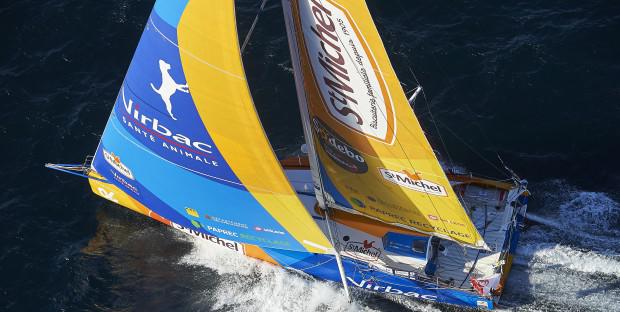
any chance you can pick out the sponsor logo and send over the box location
[342,236,381,261]
[204,214,248,229]
[379,168,448,197]
[172,222,244,254]
[97,187,118,203]
[110,170,139,195]
[428,214,438,220]
[350,197,365,208]
[362,205,472,238]
[300,0,394,142]
[313,117,367,173]
[190,220,202,228]
[185,207,199,218]
[471,273,501,296]
[346,277,437,300]
[239,233,291,247]
[254,226,286,235]
[344,240,381,261]
[206,225,238,237]
[103,149,134,180]
[120,86,218,167]
[150,59,189,121]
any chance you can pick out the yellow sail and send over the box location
[283,0,486,249]
[176,0,334,254]
[86,0,332,254]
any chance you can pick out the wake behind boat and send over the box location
[46,0,529,310]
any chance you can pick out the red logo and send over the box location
[254,226,263,231]
[428,214,438,220]
[363,240,374,249]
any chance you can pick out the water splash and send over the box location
[177,233,378,312]
[517,243,620,278]
[503,180,620,312]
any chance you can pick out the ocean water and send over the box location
[1,0,619,311]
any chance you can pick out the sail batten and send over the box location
[89,0,332,254]
[283,0,486,249]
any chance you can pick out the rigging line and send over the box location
[422,48,507,177]
[406,72,484,243]
[391,0,505,180]
[407,64,475,219]
[435,119,507,177]
[313,0,454,240]
[391,0,456,170]
[241,0,269,53]
[393,0,447,128]
[407,66,455,170]
[459,204,488,288]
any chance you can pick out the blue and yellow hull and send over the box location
[88,168,528,310]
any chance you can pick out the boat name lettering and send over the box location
[346,277,436,300]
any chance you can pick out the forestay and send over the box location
[283,0,487,249]
[90,0,332,254]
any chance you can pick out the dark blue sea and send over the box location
[1,0,619,311]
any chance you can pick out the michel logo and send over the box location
[344,239,381,261]
[150,59,189,121]
[313,117,367,173]
[103,149,134,180]
[379,168,448,197]
[300,0,395,143]
[171,222,244,254]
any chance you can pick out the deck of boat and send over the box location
[282,161,517,292]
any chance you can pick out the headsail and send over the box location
[282,0,487,249]
[90,0,332,254]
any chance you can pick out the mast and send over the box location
[281,0,352,299]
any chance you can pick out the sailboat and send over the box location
[46,0,529,310]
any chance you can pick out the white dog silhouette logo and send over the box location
[150,59,189,120]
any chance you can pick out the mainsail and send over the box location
[282,0,487,249]
[89,0,332,254]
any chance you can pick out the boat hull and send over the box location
[155,215,497,310]
[85,166,531,310]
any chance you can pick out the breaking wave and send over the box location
[503,180,620,312]
[177,234,372,312]
[516,243,620,278]
[176,233,445,312]
[171,179,620,312]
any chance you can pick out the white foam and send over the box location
[529,180,620,237]
[517,243,620,277]
[177,233,380,312]
[559,191,620,235]
[503,180,620,312]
